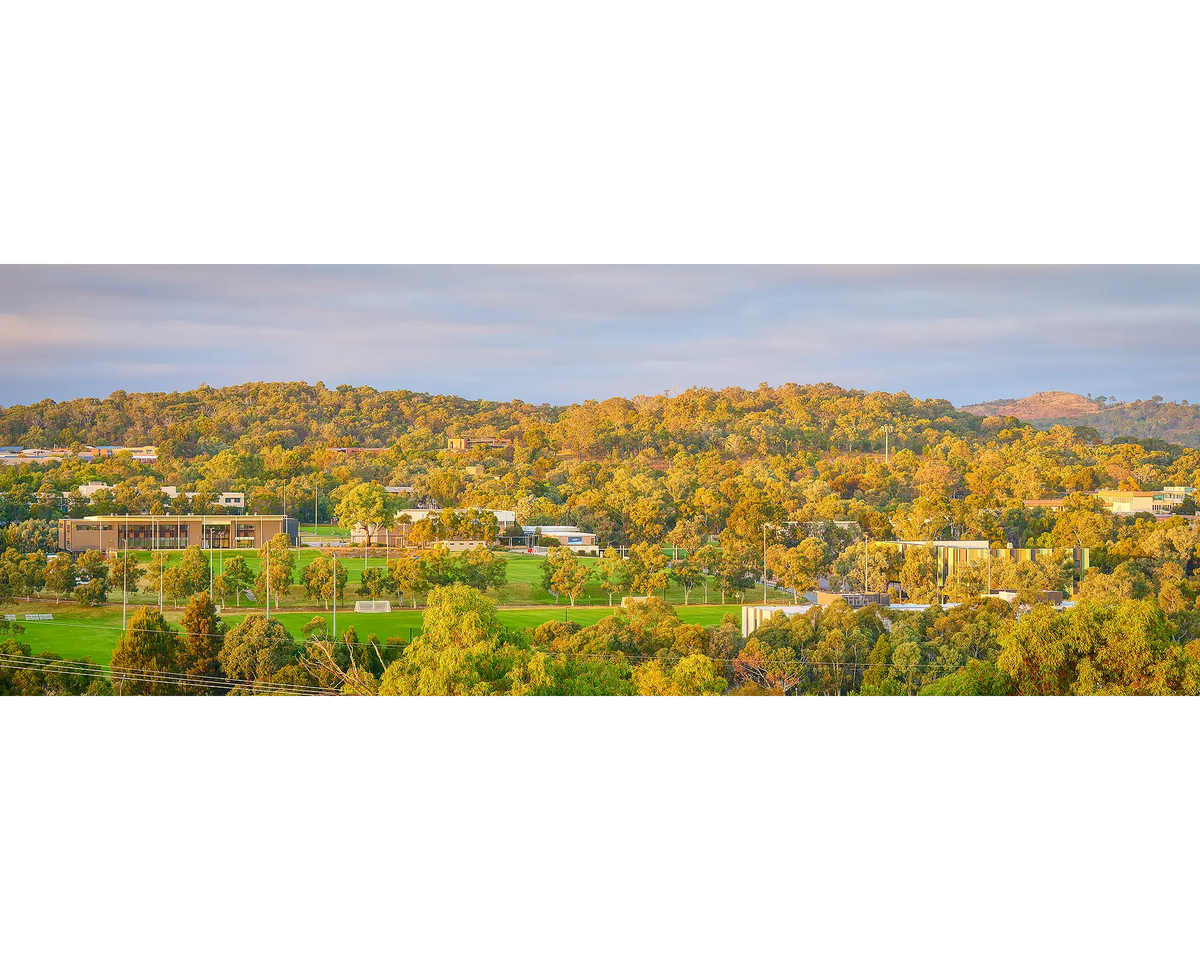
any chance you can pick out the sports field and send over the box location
[2,599,745,666]
[4,547,798,666]
[72,552,797,611]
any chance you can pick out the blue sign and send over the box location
[568,536,582,544]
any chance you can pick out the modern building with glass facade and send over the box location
[894,540,1090,594]
[58,515,297,553]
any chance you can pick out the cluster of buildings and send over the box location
[1023,486,1194,518]
[0,445,158,465]
[741,537,1091,637]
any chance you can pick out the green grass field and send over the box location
[3,602,181,664]
[91,551,799,611]
[3,597,746,666]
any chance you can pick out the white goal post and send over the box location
[354,600,392,613]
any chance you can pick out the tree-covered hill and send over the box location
[1,380,991,456]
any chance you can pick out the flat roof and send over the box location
[75,514,292,521]
[893,539,990,548]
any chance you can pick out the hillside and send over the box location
[0,381,979,456]
[960,391,1200,446]
[960,391,1102,420]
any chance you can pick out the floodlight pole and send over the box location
[122,536,127,631]
[763,523,768,603]
[333,555,338,641]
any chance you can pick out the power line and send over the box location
[0,652,334,695]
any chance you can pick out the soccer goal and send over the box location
[354,600,392,613]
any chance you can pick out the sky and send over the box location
[2,265,1199,408]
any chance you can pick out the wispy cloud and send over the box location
[2,266,1199,405]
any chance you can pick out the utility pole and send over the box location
[863,535,869,594]
[332,555,338,641]
[266,541,270,617]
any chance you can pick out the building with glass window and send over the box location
[892,539,1089,595]
[58,515,297,553]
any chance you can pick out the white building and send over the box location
[513,525,598,550]
[76,482,243,512]
[350,507,517,546]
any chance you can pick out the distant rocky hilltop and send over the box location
[960,391,1103,420]
[959,391,1200,446]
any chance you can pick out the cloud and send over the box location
[2,266,1199,406]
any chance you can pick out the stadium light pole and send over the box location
[763,523,769,603]
[122,535,127,631]
[332,555,337,641]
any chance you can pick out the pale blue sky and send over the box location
[2,266,1198,407]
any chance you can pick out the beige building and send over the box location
[86,445,158,461]
[1094,487,1193,516]
[447,436,509,451]
[59,515,297,553]
[1023,487,1193,517]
